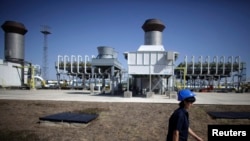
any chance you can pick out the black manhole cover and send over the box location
[39,112,98,123]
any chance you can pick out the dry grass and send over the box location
[0,100,249,141]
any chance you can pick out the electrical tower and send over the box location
[41,25,51,81]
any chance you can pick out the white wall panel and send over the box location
[144,53,149,65]
[129,66,149,74]
[157,53,165,65]
[128,53,136,65]
[0,61,22,87]
[136,53,143,65]
[152,65,172,75]
[127,52,174,75]
[151,53,157,65]
[129,65,173,75]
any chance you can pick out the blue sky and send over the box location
[0,0,249,80]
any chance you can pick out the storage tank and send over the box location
[1,21,28,63]
[142,19,165,45]
[97,46,115,59]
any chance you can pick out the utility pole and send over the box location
[41,25,51,81]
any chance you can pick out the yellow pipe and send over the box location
[175,67,187,89]
[30,66,35,89]
[14,65,36,89]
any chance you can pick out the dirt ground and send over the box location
[0,100,249,141]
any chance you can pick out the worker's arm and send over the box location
[188,128,203,141]
[172,130,179,141]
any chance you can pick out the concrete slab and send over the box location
[0,89,249,105]
[124,91,132,98]
[146,92,154,98]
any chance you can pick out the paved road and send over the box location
[0,89,249,105]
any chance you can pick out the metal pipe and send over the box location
[57,55,63,73]
[235,56,241,90]
[213,56,218,75]
[85,55,89,74]
[91,54,96,83]
[228,56,233,75]
[220,56,225,75]
[205,56,210,75]
[111,66,115,94]
[71,55,76,74]
[199,56,203,75]
[184,56,188,70]
[33,64,41,76]
[149,52,152,92]
[77,55,82,73]
[235,56,240,72]
[63,55,69,74]
[98,67,102,74]
[127,73,129,92]
[171,52,175,91]
[192,56,195,75]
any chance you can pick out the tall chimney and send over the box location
[142,19,165,45]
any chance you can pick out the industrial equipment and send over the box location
[55,47,123,94]
[0,21,44,89]
[124,19,178,97]
[0,21,29,88]
[175,56,247,92]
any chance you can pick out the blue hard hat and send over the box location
[177,89,196,101]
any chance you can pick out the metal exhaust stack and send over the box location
[142,19,165,45]
[1,20,28,88]
[1,21,28,63]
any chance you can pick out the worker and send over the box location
[166,89,203,141]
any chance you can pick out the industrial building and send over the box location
[0,19,248,94]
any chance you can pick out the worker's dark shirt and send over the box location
[166,107,189,141]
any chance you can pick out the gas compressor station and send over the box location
[0,19,249,97]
